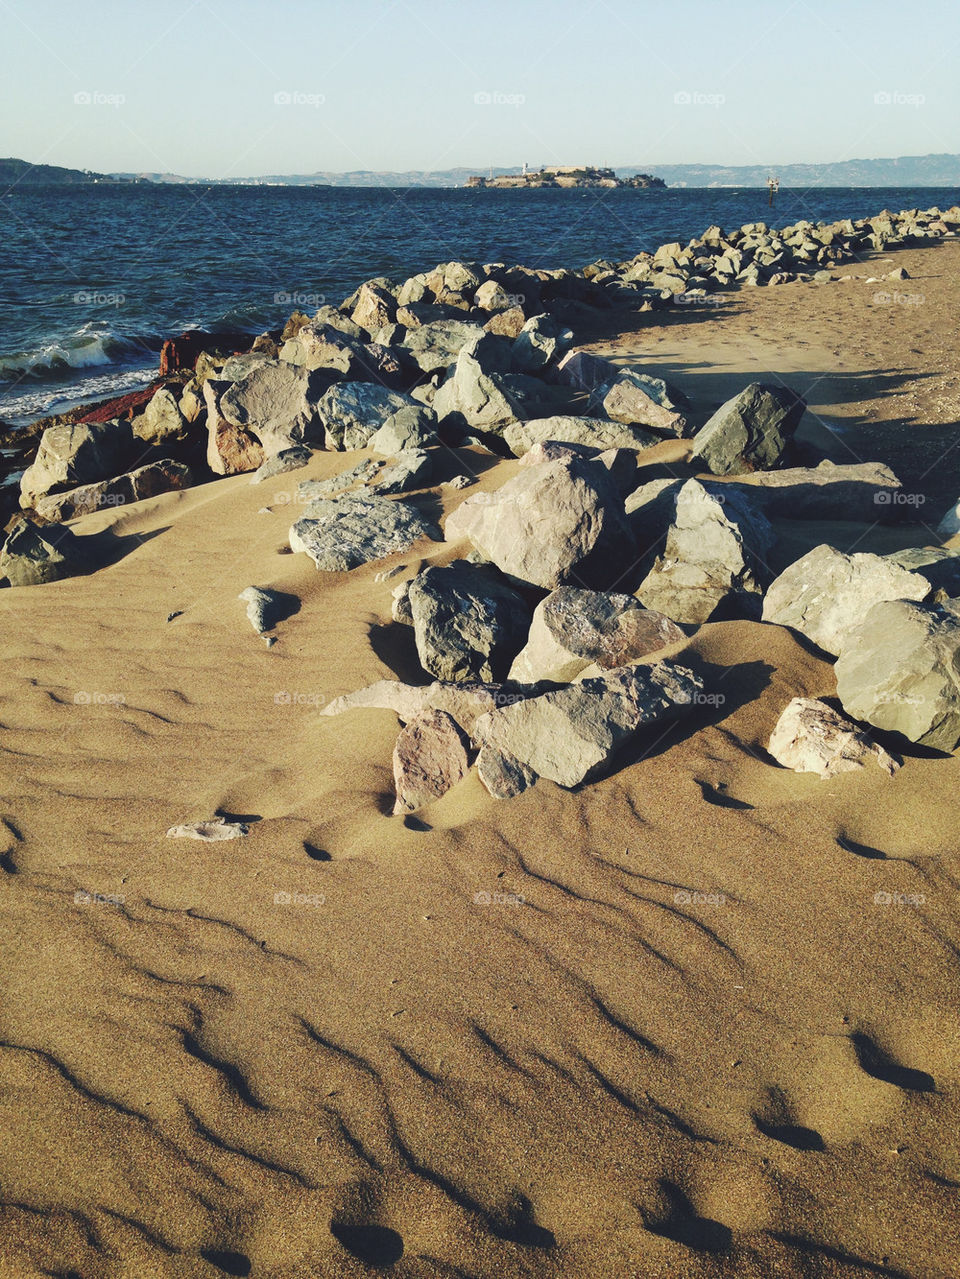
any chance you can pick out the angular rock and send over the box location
[133,387,190,447]
[835,600,960,750]
[392,709,471,813]
[768,696,900,779]
[432,350,528,433]
[509,588,685,683]
[249,445,313,484]
[32,458,192,521]
[483,306,527,339]
[219,361,317,456]
[502,414,658,457]
[321,678,520,734]
[476,745,535,798]
[636,479,774,624]
[730,460,902,521]
[762,545,933,656]
[0,517,89,586]
[289,494,441,570]
[600,371,689,438]
[238,586,290,634]
[474,279,514,312]
[279,322,366,376]
[371,449,434,495]
[472,661,702,789]
[20,420,133,507]
[319,384,428,451]
[351,282,397,335]
[368,404,438,454]
[444,454,635,590]
[407,561,531,683]
[204,380,264,475]
[401,320,487,374]
[690,382,806,475]
[511,315,574,373]
[553,349,620,392]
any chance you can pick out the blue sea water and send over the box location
[1,183,957,423]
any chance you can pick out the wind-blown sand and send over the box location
[1,241,959,1279]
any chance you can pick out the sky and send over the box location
[1,0,958,178]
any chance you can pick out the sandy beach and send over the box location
[2,237,959,1279]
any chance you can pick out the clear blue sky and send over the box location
[2,0,958,177]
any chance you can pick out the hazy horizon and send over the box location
[1,0,958,179]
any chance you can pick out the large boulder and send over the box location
[600,371,689,438]
[835,600,960,750]
[502,414,658,458]
[318,384,432,451]
[0,517,89,586]
[289,494,441,570]
[219,361,318,456]
[511,315,574,373]
[636,479,774,623]
[203,380,264,475]
[20,421,133,508]
[432,350,530,433]
[690,382,806,475]
[553,349,620,392]
[762,545,935,656]
[729,460,902,521]
[133,387,190,447]
[368,405,438,454]
[407,561,531,683]
[768,697,901,779]
[351,283,397,336]
[509,588,685,683]
[279,322,366,375]
[392,709,471,813]
[472,661,703,789]
[401,320,487,374]
[33,459,192,521]
[444,454,635,590]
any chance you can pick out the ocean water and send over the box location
[1,183,957,424]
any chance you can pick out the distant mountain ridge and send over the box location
[5,153,960,189]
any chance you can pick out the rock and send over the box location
[502,414,658,457]
[133,387,189,446]
[166,817,249,841]
[20,421,133,507]
[219,361,318,456]
[35,459,193,521]
[483,306,527,339]
[296,459,381,501]
[321,678,519,734]
[432,350,528,433]
[768,697,901,779]
[289,494,441,570]
[511,315,574,373]
[730,460,902,521]
[204,380,264,475]
[249,445,313,483]
[392,709,471,813]
[444,454,634,590]
[351,282,397,335]
[553,349,620,392]
[835,600,960,750]
[690,382,806,475]
[401,320,487,374]
[476,745,535,798]
[407,561,531,683]
[600,371,689,437]
[517,442,637,497]
[219,351,273,383]
[279,322,366,376]
[636,479,774,624]
[179,381,204,424]
[368,404,439,454]
[474,279,513,312]
[158,330,246,377]
[319,384,428,451]
[884,547,960,598]
[372,449,434,494]
[238,585,290,634]
[472,661,702,789]
[762,545,934,656]
[508,588,685,683]
[0,517,89,586]
[937,497,960,539]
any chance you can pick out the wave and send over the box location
[0,328,161,382]
[0,365,160,424]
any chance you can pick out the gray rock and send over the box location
[279,323,366,376]
[238,585,288,633]
[472,661,703,789]
[476,745,535,798]
[600,371,689,438]
[407,561,531,682]
[511,314,574,373]
[690,382,806,475]
[33,459,192,521]
[762,545,934,656]
[553,349,620,391]
[219,351,273,383]
[133,387,189,446]
[249,445,313,484]
[392,709,471,813]
[509,588,686,683]
[730,460,902,521]
[835,600,960,750]
[432,350,529,432]
[318,384,427,450]
[0,517,89,586]
[20,421,132,507]
[296,459,381,501]
[310,305,363,339]
[372,449,434,494]
[768,697,901,779]
[502,414,659,457]
[884,547,960,598]
[401,320,487,374]
[322,677,518,734]
[220,360,317,456]
[936,497,960,539]
[368,404,438,454]
[289,494,441,570]
[636,479,774,624]
[444,454,635,590]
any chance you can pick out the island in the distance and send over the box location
[466,165,665,189]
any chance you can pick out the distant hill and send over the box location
[633,153,960,188]
[0,157,123,186]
